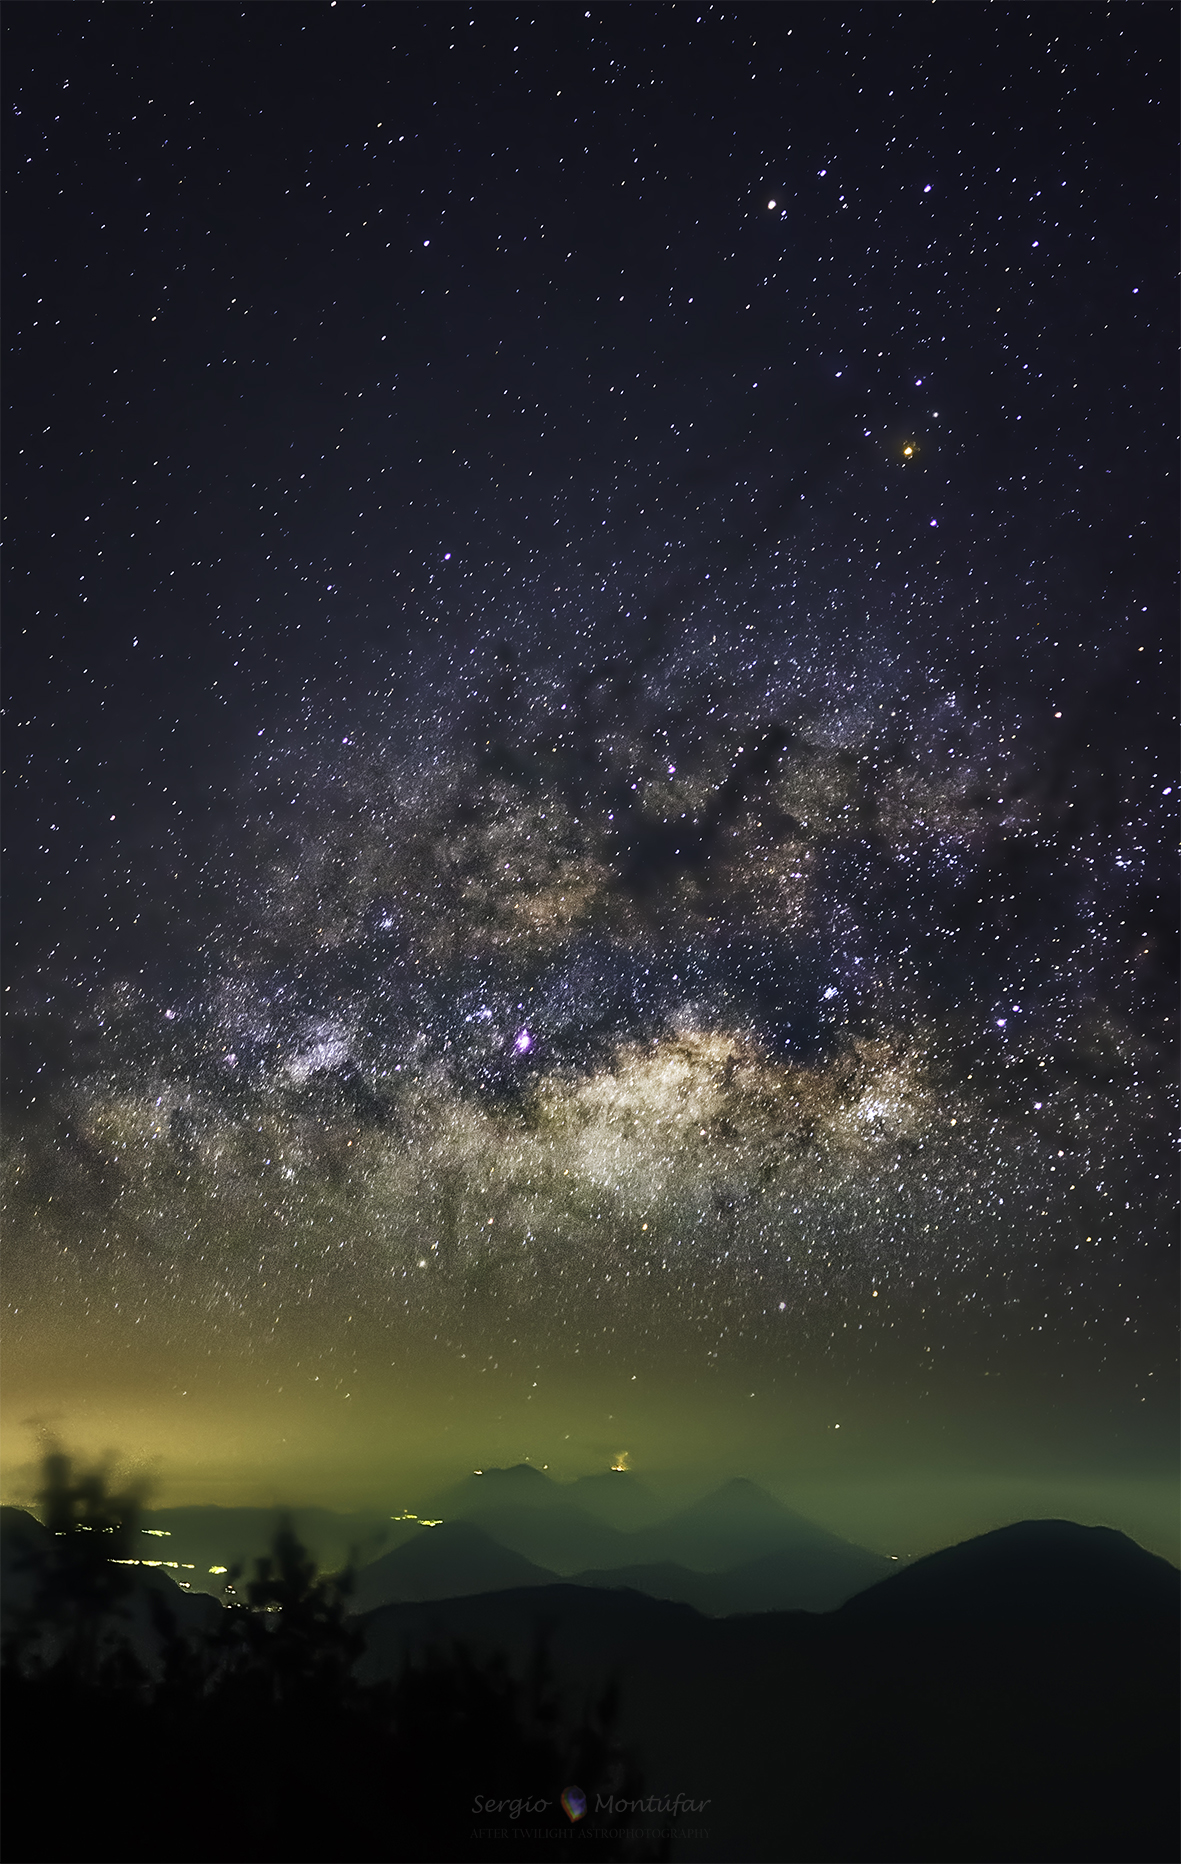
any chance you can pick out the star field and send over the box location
[2,5,1175,1531]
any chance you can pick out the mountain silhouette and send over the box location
[1,1504,222,1674]
[1,1502,53,1567]
[708,1539,891,1612]
[355,1581,705,1700]
[567,1539,890,1614]
[567,1558,723,1613]
[565,1469,663,1528]
[430,1462,667,1532]
[623,1476,885,1573]
[6,1491,1177,1861]
[838,1517,1181,1625]
[349,1519,559,1612]
[351,1517,888,1618]
[352,1522,1180,1863]
[430,1469,890,1582]
[466,1499,632,1573]
[428,1462,560,1519]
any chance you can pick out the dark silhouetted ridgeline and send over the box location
[2,1462,1177,1863]
[353,1523,1179,1864]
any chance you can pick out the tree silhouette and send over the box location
[376,1630,668,1861]
[3,1445,149,1693]
[3,1449,671,1863]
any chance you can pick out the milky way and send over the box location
[7,607,1173,1398]
[3,4,1175,1523]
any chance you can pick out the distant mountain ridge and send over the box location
[430,1463,667,1529]
[3,1468,895,1619]
[566,1468,665,1527]
[13,1472,1176,1633]
[626,1476,887,1571]
[345,1470,893,1614]
[567,1541,896,1616]
[349,1520,558,1613]
[432,1468,893,1591]
[344,1476,1181,1625]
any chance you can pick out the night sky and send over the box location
[3,3,1176,1557]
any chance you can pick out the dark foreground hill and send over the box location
[354,1521,1179,1862]
[4,1505,1177,1862]
[837,1516,1181,1624]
